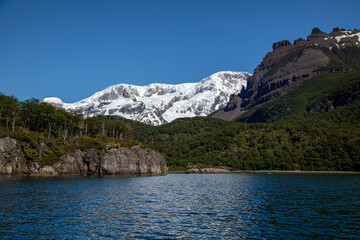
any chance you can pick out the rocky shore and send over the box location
[185,168,231,174]
[0,137,168,176]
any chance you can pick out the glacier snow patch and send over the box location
[43,71,251,125]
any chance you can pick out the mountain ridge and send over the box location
[43,71,251,125]
[1,27,360,172]
[212,28,360,121]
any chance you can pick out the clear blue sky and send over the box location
[0,0,359,102]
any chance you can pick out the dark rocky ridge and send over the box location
[272,40,292,50]
[213,28,360,121]
[0,137,168,176]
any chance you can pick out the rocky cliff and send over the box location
[0,137,168,176]
[0,137,28,174]
[213,28,360,120]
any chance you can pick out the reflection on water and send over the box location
[0,174,360,239]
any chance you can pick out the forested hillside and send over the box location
[236,71,360,123]
[0,95,137,167]
[132,104,360,171]
[1,71,360,171]
[132,71,360,171]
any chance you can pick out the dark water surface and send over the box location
[0,173,359,239]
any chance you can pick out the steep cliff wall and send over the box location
[0,137,28,174]
[0,137,168,176]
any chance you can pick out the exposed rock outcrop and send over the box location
[100,147,167,175]
[53,150,86,175]
[294,38,306,45]
[50,147,168,176]
[240,47,329,110]
[272,40,292,50]
[30,162,58,175]
[0,137,28,174]
[83,149,99,175]
[0,137,168,176]
[307,27,328,41]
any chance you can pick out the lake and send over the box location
[0,173,359,239]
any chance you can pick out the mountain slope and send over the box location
[213,28,360,121]
[2,26,360,172]
[128,27,360,171]
[130,71,360,170]
[235,71,360,124]
[44,71,250,125]
[131,99,360,171]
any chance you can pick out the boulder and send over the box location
[30,162,40,174]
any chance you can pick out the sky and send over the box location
[0,0,359,102]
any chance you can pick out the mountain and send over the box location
[131,70,360,171]
[43,71,250,125]
[212,28,360,121]
[234,71,360,124]
[2,27,360,172]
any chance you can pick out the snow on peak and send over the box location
[334,31,360,43]
[325,30,360,44]
[44,71,251,125]
[42,97,64,106]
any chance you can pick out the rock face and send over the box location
[272,40,292,50]
[30,162,58,175]
[0,137,28,174]
[0,137,168,176]
[53,150,85,175]
[213,28,360,121]
[53,147,168,175]
[100,147,167,175]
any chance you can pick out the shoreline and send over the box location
[169,170,360,174]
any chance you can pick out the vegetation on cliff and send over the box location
[0,96,138,167]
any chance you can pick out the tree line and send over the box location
[0,94,128,141]
[0,93,132,166]
[1,88,359,171]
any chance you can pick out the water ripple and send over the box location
[0,174,360,239]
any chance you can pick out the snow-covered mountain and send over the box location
[43,71,251,125]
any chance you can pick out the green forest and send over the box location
[0,95,137,167]
[132,71,360,171]
[1,71,360,171]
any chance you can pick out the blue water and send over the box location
[0,174,359,239]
